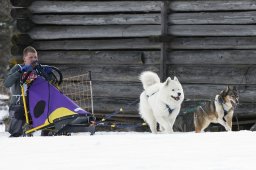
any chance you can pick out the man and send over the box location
[4,46,54,137]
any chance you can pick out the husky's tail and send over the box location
[139,71,160,90]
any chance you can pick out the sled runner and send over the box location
[21,63,96,136]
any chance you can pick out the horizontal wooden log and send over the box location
[31,14,161,25]
[21,25,256,39]
[169,37,256,50]
[167,65,256,85]
[168,25,256,36]
[29,1,161,13]
[167,50,256,65]
[25,25,160,39]
[169,11,256,24]
[12,36,256,54]
[10,0,33,7]
[32,51,144,65]
[39,51,161,65]
[11,8,31,19]
[58,65,159,82]
[11,41,160,56]
[170,0,256,12]
[12,0,256,12]
[33,38,160,50]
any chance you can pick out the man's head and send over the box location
[23,46,38,65]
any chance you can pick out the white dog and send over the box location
[139,71,184,134]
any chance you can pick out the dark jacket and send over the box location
[4,64,23,106]
[4,64,55,107]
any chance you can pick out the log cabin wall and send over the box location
[10,0,256,130]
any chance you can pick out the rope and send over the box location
[96,98,140,126]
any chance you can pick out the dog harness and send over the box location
[146,91,158,98]
[166,104,174,114]
[218,99,233,122]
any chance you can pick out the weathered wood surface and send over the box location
[24,25,161,39]
[55,63,256,85]
[13,35,256,51]
[58,65,159,82]
[28,1,161,13]
[11,0,256,12]
[13,11,256,25]
[18,25,256,39]
[32,38,160,50]
[11,49,160,64]
[30,51,144,65]
[31,14,161,25]
[11,8,31,19]
[167,50,256,65]
[168,25,256,36]
[169,0,256,12]
[168,37,256,50]
[168,65,256,85]
[61,80,256,103]
[169,11,256,24]
[11,39,160,55]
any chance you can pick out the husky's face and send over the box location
[162,76,184,103]
[221,86,239,107]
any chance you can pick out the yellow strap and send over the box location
[21,85,29,124]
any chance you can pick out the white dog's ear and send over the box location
[173,76,179,82]
[165,77,171,86]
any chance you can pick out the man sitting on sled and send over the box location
[4,46,56,137]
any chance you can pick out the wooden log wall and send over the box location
[10,0,256,129]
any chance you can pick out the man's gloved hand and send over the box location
[20,65,33,72]
[43,66,52,74]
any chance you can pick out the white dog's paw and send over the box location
[225,126,232,131]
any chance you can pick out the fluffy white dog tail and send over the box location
[140,71,160,90]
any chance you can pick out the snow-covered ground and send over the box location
[0,94,255,170]
[0,127,255,170]
[0,94,9,100]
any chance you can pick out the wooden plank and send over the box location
[11,8,31,19]
[167,65,256,85]
[169,37,256,50]
[22,25,256,39]
[29,1,161,13]
[10,0,33,7]
[31,14,161,25]
[58,65,159,82]
[168,25,256,36]
[170,0,256,12]
[26,25,160,39]
[33,38,160,50]
[31,51,144,65]
[167,50,256,65]
[11,38,160,55]
[169,11,256,24]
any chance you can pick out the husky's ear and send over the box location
[165,77,171,86]
[224,86,229,94]
[173,76,179,82]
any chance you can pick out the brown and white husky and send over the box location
[194,86,239,133]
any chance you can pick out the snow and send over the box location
[0,107,8,121]
[0,128,256,170]
[0,94,9,100]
